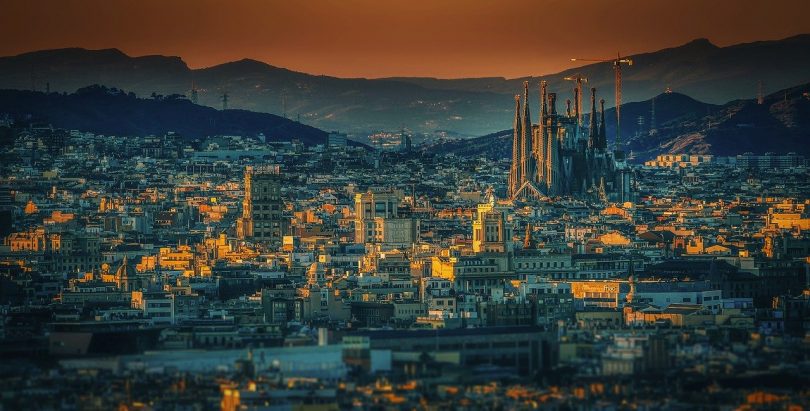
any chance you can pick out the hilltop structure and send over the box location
[508,81,633,202]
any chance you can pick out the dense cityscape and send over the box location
[2,1,810,410]
[1,90,809,409]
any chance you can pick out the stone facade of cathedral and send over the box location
[507,80,633,202]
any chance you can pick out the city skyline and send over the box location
[2,0,810,78]
[1,2,809,409]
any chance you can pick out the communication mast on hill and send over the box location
[190,80,199,105]
[281,90,288,119]
[221,92,229,110]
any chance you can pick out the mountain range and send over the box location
[0,86,328,145]
[0,81,807,161]
[429,83,810,161]
[1,35,809,136]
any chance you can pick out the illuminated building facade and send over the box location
[472,191,514,253]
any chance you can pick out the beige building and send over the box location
[598,231,632,246]
[472,195,513,253]
[297,285,350,322]
[393,301,427,321]
[431,253,512,295]
[6,228,49,252]
[644,154,713,168]
[354,189,418,247]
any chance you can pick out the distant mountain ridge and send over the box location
[0,86,330,145]
[428,83,810,161]
[1,35,809,136]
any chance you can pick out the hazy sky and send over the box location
[3,0,809,78]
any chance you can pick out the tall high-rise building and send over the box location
[237,165,287,245]
[354,189,418,248]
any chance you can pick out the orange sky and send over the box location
[3,0,809,78]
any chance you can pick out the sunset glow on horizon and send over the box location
[3,0,810,78]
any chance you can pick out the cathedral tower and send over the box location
[520,81,533,186]
[508,95,522,197]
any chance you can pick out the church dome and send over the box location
[115,256,135,279]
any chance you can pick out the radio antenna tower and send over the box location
[281,90,288,119]
[190,80,199,105]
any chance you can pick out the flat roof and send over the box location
[350,325,547,340]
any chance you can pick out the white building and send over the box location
[131,291,175,325]
[420,276,452,300]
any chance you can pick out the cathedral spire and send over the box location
[540,80,548,118]
[598,176,607,202]
[521,81,533,186]
[545,122,557,195]
[523,222,534,249]
[588,87,597,149]
[548,93,557,115]
[536,81,547,185]
[545,93,558,195]
[599,98,607,149]
[522,80,531,125]
[509,94,522,197]
[626,255,636,304]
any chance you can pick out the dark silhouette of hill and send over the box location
[389,36,810,106]
[1,35,808,136]
[0,86,329,144]
[649,84,810,158]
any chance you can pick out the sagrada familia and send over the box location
[507,80,633,202]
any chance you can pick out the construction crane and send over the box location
[562,74,588,126]
[570,53,633,152]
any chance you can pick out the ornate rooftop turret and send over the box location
[114,256,136,292]
[523,223,535,249]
